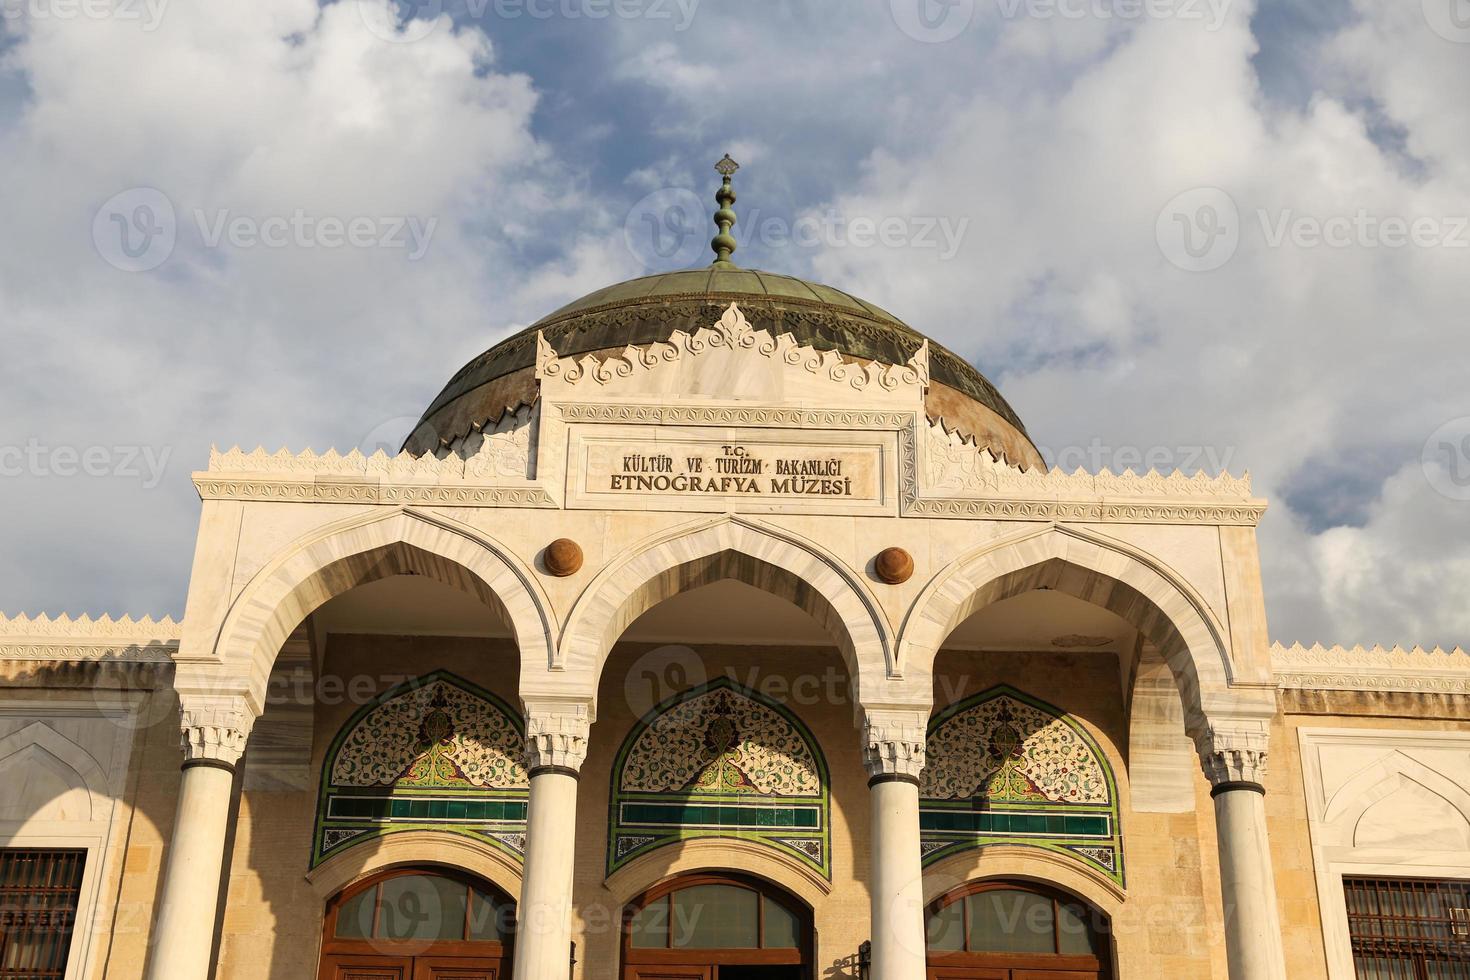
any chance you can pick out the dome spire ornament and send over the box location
[711,153,740,267]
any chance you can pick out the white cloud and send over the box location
[0,0,614,614]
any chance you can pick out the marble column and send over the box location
[1198,724,1287,980]
[513,699,592,980]
[862,708,929,980]
[146,698,252,980]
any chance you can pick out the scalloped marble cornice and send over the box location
[910,417,1262,523]
[1272,642,1470,694]
[0,613,180,662]
[536,301,931,395]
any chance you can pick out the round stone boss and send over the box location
[543,538,584,577]
[874,547,914,585]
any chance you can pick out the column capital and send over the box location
[524,698,592,773]
[179,694,254,768]
[1195,720,1269,788]
[861,705,928,782]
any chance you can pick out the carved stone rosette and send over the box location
[179,696,254,768]
[862,707,928,783]
[524,700,592,773]
[1196,723,1270,790]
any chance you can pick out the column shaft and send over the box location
[514,770,579,980]
[1199,723,1287,980]
[1213,785,1287,980]
[869,776,927,980]
[146,763,236,980]
[514,699,590,980]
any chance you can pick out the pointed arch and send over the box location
[1324,750,1470,837]
[0,722,110,823]
[897,523,1235,733]
[553,515,897,703]
[207,507,554,710]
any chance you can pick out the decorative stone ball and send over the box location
[874,547,914,585]
[544,538,584,577]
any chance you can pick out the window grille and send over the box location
[1344,876,1470,980]
[0,849,86,980]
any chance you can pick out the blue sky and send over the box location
[1,0,1468,648]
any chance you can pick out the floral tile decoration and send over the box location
[921,685,1124,885]
[312,670,530,867]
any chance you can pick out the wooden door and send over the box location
[318,954,413,980]
[624,968,711,980]
[927,968,1009,979]
[1014,972,1101,980]
[413,956,504,980]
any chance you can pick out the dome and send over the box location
[406,266,1040,466]
[406,159,1040,467]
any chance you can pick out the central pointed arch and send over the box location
[554,516,895,703]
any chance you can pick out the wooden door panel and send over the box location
[625,968,711,980]
[926,968,1010,979]
[413,957,504,980]
[1014,972,1100,980]
[319,955,412,980]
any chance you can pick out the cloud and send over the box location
[0,0,613,614]
[1,0,1465,651]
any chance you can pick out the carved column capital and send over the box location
[524,699,593,774]
[862,706,928,783]
[179,694,254,768]
[1195,721,1270,790]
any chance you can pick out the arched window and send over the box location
[622,873,811,980]
[319,868,514,979]
[925,881,1112,979]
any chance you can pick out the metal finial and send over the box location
[711,154,739,267]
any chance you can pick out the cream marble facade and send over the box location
[1,297,1466,980]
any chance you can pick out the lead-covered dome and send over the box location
[406,160,1040,467]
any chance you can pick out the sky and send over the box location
[0,0,1467,649]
